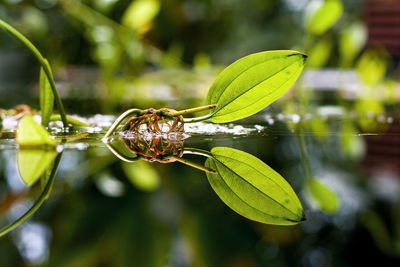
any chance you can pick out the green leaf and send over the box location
[17,149,57,186]
[39,60,54,127]
[307,37,332,69]
[122,161,160,191]
[205,147,304,225]
[122,0,160,32]
[306,178,339,213]
[17,115,57,146]
[340,119,365,159]
[206,50,306,123]
[306,0,343,35]
[339,22,367,68]
[356,49,389,87]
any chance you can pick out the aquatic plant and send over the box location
[0,19,67,127]
[107,137,305,225]
[0,19,307,232]
[104,50,307,137]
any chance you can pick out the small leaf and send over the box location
[122,161,160,191]
[306,178,339,213]
[356,49,389,87]
[122,0,160,33]
[339,22,367,68]
[206,50,306,123]
[205,147,304,225]
[39,60,54,127]
[307,37,332,69]
[340,120,365,159]
[17,115,57,146]
[306,0,343,35]
[17,150,57,186]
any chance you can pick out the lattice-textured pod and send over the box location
[122,108,185,134]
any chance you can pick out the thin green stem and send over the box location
[183,147,213,158]
[50,115,89,127]
[103,108,144,138]
[183,113,214,123]
[172,156,216,173]
[0,153,62,238]
[104,142,140,162]
[0,19,68,127]
[171,104,217,123]
[171,104,217,116]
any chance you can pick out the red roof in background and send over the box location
[365,0,400,55]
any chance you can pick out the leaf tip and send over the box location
[301,211,306,222]
[287,52,308,63]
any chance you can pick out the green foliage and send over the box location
[39,61,54,127]
[206,51,306,123]
[307,117,329,141]
[307,37,332,69]
[17,150,57,186]
[340,119,365,159]
[122,0,161,33]
[306,178,339,213]
[0,18,67,126]
[122,161,160,191]
[306,0,343,36]
[354,98,385,132]
[16,115,57,146]
[339,22,367,68]
[356,49,389,87]
[205,147,304,225]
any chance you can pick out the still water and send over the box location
[0,110,399,266]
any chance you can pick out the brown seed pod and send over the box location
[122,108,185,134]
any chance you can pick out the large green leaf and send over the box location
[17,150,57,186]
[17,115,57,146]
[306,0,343,35]
[306,178,339,214]
[205,147,304,225]
[206,50,306,123]
[39,60,54,127]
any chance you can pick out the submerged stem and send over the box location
[0,19,68,127]
[0,152,62,238]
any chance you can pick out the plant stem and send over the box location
[0,19,68,127]
[104,142,140,162]
[172,156,216,173]
[0,152,62,238]
[171,104,217,116]
[171,104,217,123]
[183,147,213,158]
[103,108,144,138]
[50,115,89,127]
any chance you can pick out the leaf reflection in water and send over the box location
[105,135,305,225]
[0,152,62,238]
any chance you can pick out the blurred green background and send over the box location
[1,0,400,266]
